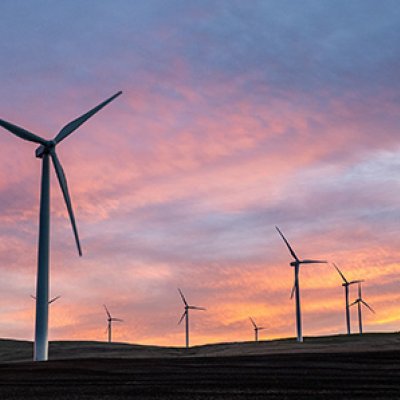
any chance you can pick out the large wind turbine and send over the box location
[104,305,123,343]
[350,282,375,334]
[275,226,327,342]
[177,288,206,348]
[333,263,363,335]
[249,317,266,342]
[0,91,122,361]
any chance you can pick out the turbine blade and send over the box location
[358,282,362,298]
[275,226,299,261]
[49,295,61,304]
[178,311,186,325]
[333,263,348,284]
[178,288,188,306]
[54,91,122,144]
[0,119,47,145]
[348,280,364,285]
[349,300,359,307]
[30,295,36,300]
[189,306,206,310]
[361,300,375,314]
[111,318,123,322]
[103,304,111,319]
[249,317,257,328]
[301,260,327,264]
[50,149,82,256]
[290,282,296,299]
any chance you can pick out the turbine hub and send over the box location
[35,141,55,158]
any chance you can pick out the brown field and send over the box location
[0,333,399,399]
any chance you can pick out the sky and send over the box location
[0,0,399,346]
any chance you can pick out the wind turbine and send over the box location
[104,305,123,343]
[350,282,375,334]
[249,317,266,342]
[333,263,363,335]
[0,91,122,361]
[31,295,61,304]
[275,226,327,342]
[177,288,206,348]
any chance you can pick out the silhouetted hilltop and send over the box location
[1,332,399,363]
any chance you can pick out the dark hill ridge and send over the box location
[1,332,399,362]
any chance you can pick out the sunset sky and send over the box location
[0,1,399,346]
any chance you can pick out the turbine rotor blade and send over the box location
[275,226,299,261]
[30,295,36,300]
[111,318,123,322]
[49,295,61,304]
[358,282,362,298]
[249,317,257,328]
[178,288,188,306]
[54,91,122,144]
[0,119,48,145]
[103,304,111,319]
[290,282,296,299]
[348,280,364,285]
[333,263,348,284]
[301,260,327,264]
[361,300,375,314]
[189,306,206,310]
[349,300,359,307]
[50,149,82,256]
[178,311,186,325]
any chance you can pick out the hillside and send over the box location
[1,332,399,362]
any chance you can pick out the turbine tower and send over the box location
[178,288,206,348]
[249,317,265,342]
[333,263,363,335]
[104,305,123,343]
[350,282,375,334]
[0,91,122,361]
[275,226,327,342]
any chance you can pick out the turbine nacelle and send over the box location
[35,141,56,158]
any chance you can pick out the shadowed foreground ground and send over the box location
[0,334,399,399]
[0,351,399,399]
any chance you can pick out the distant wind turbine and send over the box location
[249,317,266,342]
[350,282,375,334]
[178,288,206,348]
[333,263,363,335]
[0,91,122,361]
[275,226,327,342]
[31,295,61,304]
[104,305,123,343]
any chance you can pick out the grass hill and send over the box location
[1,332,399,363]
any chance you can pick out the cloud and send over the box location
[0,1,399,346]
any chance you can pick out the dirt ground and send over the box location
[0,334,399,399]
[0,350,399,399]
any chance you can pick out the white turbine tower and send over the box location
[0,91,122,361]
[249,317,266,342]
[177,288,206,348]
[333,263,363,335]
[104,305,123,343]
[350,282,375,334]
[275,226,327,342]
